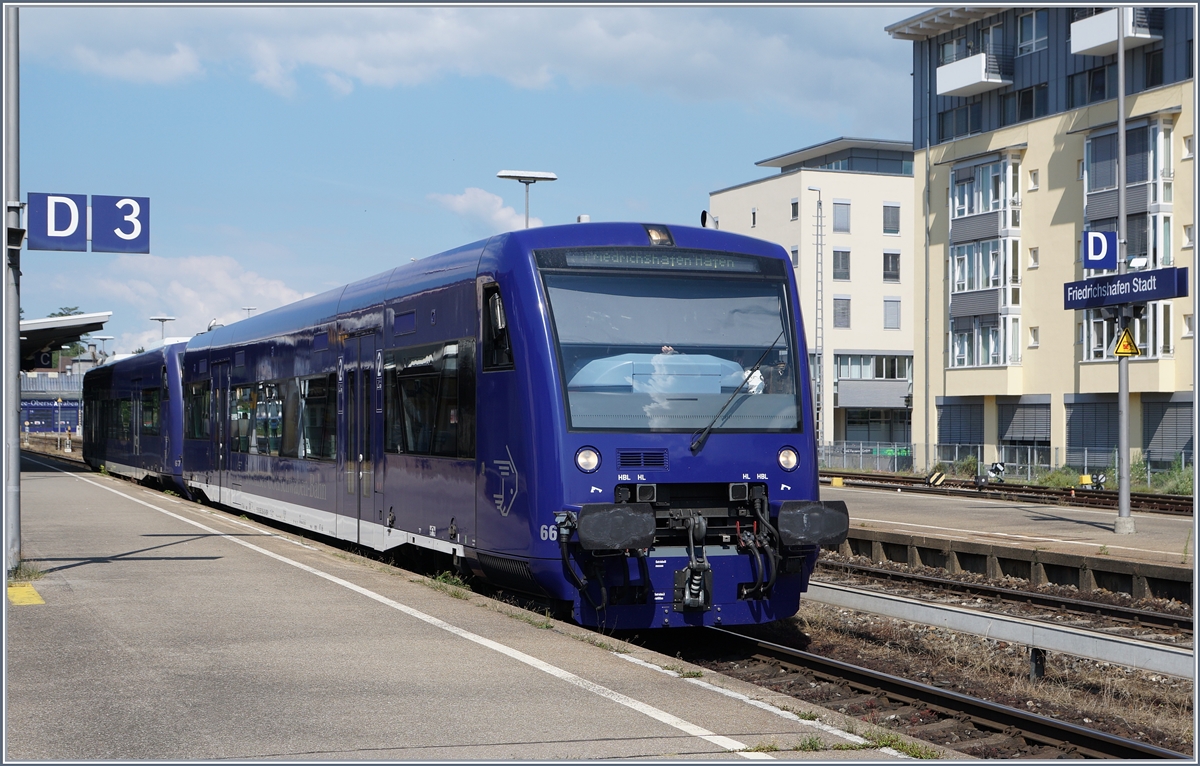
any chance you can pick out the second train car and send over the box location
[84,222,848,629]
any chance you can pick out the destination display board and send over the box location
[1063,267,1188,310]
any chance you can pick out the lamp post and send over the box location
[242,307,256,319]
[149,316,175,340]
[93,335,112,358]
[497,170,557,228]
[808,186,825,448]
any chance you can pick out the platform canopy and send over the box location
[19,312,112,371]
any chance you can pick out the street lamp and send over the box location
[149,316,175,340]
[497,170,557,229]
[92,335,112,357]
[242,307,257,318]
[808,186,825,448]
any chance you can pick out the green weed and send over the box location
[792,735,824,752]
[7,559,44,582]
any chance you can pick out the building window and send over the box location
[1068,64,1117,109]
[790,247,799,267]
[1184,314,1194,338]
[1003,84,1048,126]
[1184,135,1194,159]
[883,251,900,282]
[1185,224,1195,249]
[883,204,900,235]
[833,202,850,232]
[1028,327,1040,348]
[1029,247,1039,269]
[790,199,799,220]
[833,249,850,280]
[939,102,981,142]
[1077,159,1085,180]
[835,354,912,380]
[1017,10,1048,55]
[833,298,850,328]
[883,299,901,330]
[751,208,756,227]
[951,240,1003,293]
[1028,169,1039,191]
[1146,49,1163,89]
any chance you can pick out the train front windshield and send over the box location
[541,251,801,433]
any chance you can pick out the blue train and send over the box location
[83,222,848,629]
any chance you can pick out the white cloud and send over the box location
[83,254,313,354]
[71,42,203,85]
[429,188,541,234]
[22,7,913,128]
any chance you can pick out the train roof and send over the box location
[185,222,788,355]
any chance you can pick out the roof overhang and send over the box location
[755,137,914,169]
[886,7,1006,41]
[19,311,112,371]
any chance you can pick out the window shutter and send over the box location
[884,299,901,329]
[1088,134,1117,191]
[833,298,851,328]
[883,205,900,234]
[833,203,851,232]
[938,403,984,444]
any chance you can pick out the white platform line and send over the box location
[31,458,768,760]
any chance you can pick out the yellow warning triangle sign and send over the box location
[1113,326,1141,357]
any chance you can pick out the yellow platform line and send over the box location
[7,582,45,605]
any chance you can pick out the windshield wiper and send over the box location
[689,328,786,455]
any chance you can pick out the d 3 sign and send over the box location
[25,192,150,254]
[1083,230,1117,271]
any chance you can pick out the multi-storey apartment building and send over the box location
[709,138,916,449]
[887,6,1194,473]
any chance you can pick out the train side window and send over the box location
[141,387,161,437]
[255,383,281,456]
[279,378,301,458]
[231,386,255,454]
[117,398,132,441]
[399,376,439,454]
[432,343,460,457]
[483,285,513,370]
[383,360,405,454]
[185,381,210,439]
[456,338,476,459]
[301,375,336,460]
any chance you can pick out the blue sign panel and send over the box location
[1082,230,1118,271]
[92,195,150,253]
[1063,267,1189,310]
[27,192,87,251]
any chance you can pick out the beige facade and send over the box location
[912,81,1193,472]
[710,140,917,446]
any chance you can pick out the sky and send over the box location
[15,4,917,354]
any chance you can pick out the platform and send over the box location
[7,453,945,761]
[823,483,1195,602]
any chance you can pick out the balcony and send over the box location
[936,45,1014,98]
[1071,8,1163,57]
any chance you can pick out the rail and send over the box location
[711,627,1190,759]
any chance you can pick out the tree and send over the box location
[133,346,145,354]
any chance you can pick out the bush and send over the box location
[951,454,978,478]
[1034,466,1080,489]
[1151,456,1194,496]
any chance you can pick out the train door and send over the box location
[338,333,379,546]
[211,362,231,505]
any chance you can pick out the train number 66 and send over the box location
[539,525,558,542]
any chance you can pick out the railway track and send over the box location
[708,627,1189,759]
[821,469,1194,515]
[815,559,1193,636]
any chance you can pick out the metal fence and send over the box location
[819,442,914,473]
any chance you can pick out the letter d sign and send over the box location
[27,193,88,252]
[1084,230,1118,271]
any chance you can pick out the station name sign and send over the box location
[1063,267,1188,310]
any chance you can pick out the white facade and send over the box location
[710,138,917,446]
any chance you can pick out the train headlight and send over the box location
[575,447,601,473]
[778,447,798,472]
